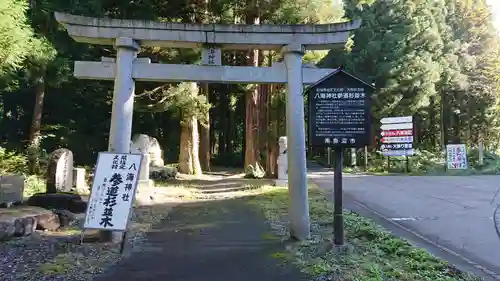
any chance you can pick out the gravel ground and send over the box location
[0,179,274,281]
[0,193,178,281]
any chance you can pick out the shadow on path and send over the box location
[94,197,307,281]
[166,177,275,194]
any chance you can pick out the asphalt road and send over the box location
[308,162,500,281]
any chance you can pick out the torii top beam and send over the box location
[54,12,360,51]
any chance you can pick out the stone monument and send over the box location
[275,136,288,186]
[0,175,25,207]
[46,149,74,193]
[130,134,164,166]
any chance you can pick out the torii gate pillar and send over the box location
[282,43,310,239]
[108,37,140,154]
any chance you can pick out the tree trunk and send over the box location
[429,95,436,150]
[199,84,211,171]
[227,92,235,154]
[196,0,211,171]
[266,84,278,178]
[244,9,261,169]
[259,84,269,173]
[440,91,448,148]
[0,94,8,143]
[244,74,260,168]
[178,116,202,175]
[453,92,461,144]
[178,82,203,176]
[27,76,45,175]
[210,106,216,155]
[260,51,273,177]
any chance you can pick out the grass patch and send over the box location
[249,186,482,281]
[58,226,81,236]
[38,252,97,274]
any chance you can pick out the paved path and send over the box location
[94,197,307,281]
[308,162,500,281]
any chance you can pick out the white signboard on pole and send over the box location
[446,144,468,170]
[380,116,412,124]
[381,143,413,150]
[381,136,413,144]
[83,152,143,231]
[380,122,413,131]
[382,149,414,156]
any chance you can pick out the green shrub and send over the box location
[24,175,46,197]
[0,146,27,174]
[0,147,47,196]
[316,147,500,175]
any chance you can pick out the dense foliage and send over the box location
[0,0,498,176]
[321,0,500,152]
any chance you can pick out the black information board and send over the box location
[307,69,373,148]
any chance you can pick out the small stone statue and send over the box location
[276,136,288,186]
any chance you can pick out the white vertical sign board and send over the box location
[83,152,143,231]
[446,144,468,170]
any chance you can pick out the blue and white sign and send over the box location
[382,149,414,157]
[446,144,468,170]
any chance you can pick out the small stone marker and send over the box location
[46,148,74,193]
[0,175,25,206]
[275,136,288,186]
[137,153,153,189]
[73,167,88,194]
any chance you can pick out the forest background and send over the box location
[1,0,499,178]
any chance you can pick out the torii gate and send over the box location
[54,12,360,241]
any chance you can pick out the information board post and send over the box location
[333,147,344,246]
[405,156,409,173]
[306,68,374,248]
[364,146,368,171]
[79,152,143,254]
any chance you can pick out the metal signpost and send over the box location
[380,116,414,172]
[307,68,374,246]
[80,152,143,253]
